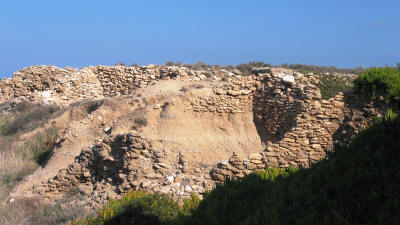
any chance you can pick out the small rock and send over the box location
[227,90,240,96]
[249,153,262,160]
[282,75,295,84]
[184,185,192,192]
[166,175,174,183]
[220,160,229,166]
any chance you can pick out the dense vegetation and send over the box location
[316,74,353,99]
[354,66,400,107]
[71,191,200,225]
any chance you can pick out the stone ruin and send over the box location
[0,64,382,207]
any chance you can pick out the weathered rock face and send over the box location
[2,64,381,207]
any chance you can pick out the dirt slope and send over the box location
[11,78,265,200]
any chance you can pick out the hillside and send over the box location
[0,64,392,224]
[72,114,400,225]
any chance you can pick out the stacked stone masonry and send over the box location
[0,65,197,104]
[36,133,215,208]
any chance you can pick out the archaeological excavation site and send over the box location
[0,63,398,225]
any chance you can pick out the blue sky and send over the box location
[0,0,399,78]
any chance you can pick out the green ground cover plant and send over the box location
[316,74,353,99]
[71,192,200,225]
[354,66,400,107]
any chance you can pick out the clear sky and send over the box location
[0,0,399,78]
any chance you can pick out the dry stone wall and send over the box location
[211,70,378,182]
[36,133,215,208]
[0,65,196,104]
[181,78,260,113]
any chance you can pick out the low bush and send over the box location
[134,117,148,127]
[354,66,400,106]
[280,64,366,74]
[71,192,199,225]
[14,101,36,113]
[2,104,60,136]
[165,62,182,67]
[114,62,126,66]
[236,61,271,74]
[129,63,139,67]
[316,74,353,99]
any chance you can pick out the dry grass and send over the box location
[1,101,60,136]
[0,106,60,200]
[0,106,81,224]
[0,127,58,199]
[0,196,92,225]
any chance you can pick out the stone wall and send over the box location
[0,65,195,104]
[211,70,378,181]
[36,133,214,208]
[0,66,103,102]
[181,79,259,113]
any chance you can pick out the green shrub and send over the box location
[316,74,353,99]
[14,101,36,113]
[71,192,200,225]
[236,61,271,74]
[354,66,400,105]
